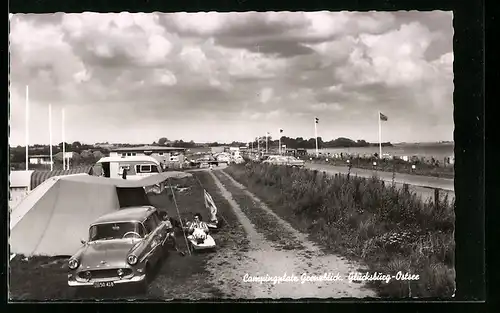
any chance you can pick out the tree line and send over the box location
[10,135,393,164]
[154,137,392,149]
[9,142,106,167]
[247,136,392,149]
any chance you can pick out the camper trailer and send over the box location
[94,156,162,180]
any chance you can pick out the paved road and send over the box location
[305,163,455,202]
[188,163,454,202]
[305,163,454,191]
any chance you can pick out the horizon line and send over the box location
[9,140,455,147]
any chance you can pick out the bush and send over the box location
[224,163,455,297]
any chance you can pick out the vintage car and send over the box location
[263,155,305,167]
[67,206,173,292]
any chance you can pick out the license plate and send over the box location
[93,281,115,288]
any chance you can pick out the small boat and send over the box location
[187,234,216,251]
[207,219,220,231]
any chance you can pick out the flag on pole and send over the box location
[379,113,388,121]
[315,117,319,123]
[204,189,218,223]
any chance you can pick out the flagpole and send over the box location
[257,136,260,155]
[314,119,318,157]
[49,104,53,171]
[279,134,281,155]
[25,86,29,171]
[265,133,268,154]
[62,108,65,170]
[378,111,382,158]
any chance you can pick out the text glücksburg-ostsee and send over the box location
[242,272,419,284]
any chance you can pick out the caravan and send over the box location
[94,156,163,180]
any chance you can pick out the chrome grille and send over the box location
[78,268,132,279]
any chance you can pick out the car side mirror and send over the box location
[80,239,87,245]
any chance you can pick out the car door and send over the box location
[143,216,162,265]
[151,211,168,247]
[150,213,169,262]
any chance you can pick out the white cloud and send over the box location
[73,69,91,83]
[157,70,177,86]
[8,12,454,144]
[311,102,343,112]
[335,22,441,87]
[260,88,274,104]
[144,34,174,64]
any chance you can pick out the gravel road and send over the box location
[204,169,376,298]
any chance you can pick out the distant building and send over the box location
[63,152,75,159]
[29,155,53,165]
[211,146,226,154]
[229,147,241,157]
[9,170,34,210]
[108,145,187,168]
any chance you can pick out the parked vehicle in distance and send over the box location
[232,155,245,164]
[94,156,163,180]
[262,155,281,163]
[263,155,305,168]
[67,206,172,292]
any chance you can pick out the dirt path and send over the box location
[207,169,376,299]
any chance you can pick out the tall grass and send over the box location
[225,163,455,297]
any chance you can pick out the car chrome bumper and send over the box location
[68,274,146,287]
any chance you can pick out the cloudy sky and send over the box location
[9,11,453,145]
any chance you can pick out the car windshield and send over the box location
[89,222,145,241]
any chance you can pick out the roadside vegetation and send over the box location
[304,156,454,179]
[224,163,455,297]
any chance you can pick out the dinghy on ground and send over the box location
[187,234,216,251]
[183,219,217,252]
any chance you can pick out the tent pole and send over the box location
[167,178,191,256]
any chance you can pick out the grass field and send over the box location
[223,163,455,298]
[9,171,243,300]
[305,157,454,179]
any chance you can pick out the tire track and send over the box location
[209,170,377,299]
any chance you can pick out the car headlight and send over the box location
[127,254,138,265]
[68,259,79,270]
[84,271,92,280]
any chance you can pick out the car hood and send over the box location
[78,239,139,269]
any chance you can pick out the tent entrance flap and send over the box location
[116,187,151,208]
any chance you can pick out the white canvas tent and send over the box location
[9,172,191,257]
[9,170,34,211]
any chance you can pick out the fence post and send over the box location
[403,183,409,193]
[434,188,440,210]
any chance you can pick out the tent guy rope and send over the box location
[167,177,192,256]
